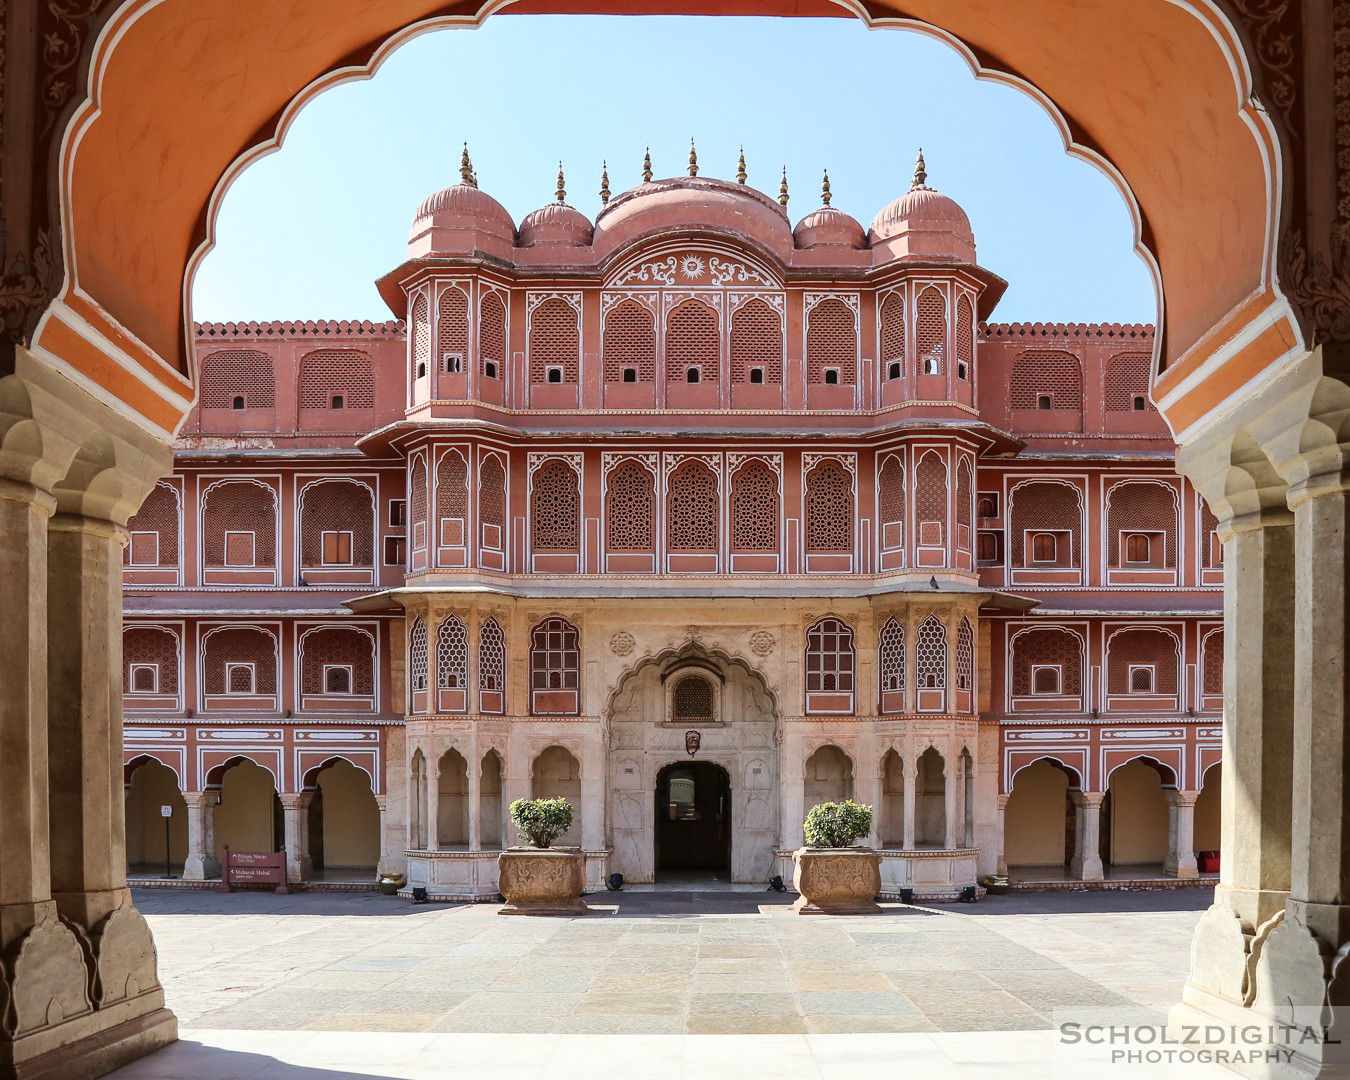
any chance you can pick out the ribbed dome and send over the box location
[413,182,516,241]
[868,152,975,263]
[794,205,866,250]
[519,201,593,247]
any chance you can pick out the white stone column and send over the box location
[374,794,399,875]
[995,793,1010,876]
[467,741,482,853]
[279,792,314,882]
[1164,789,1200,879]
[1069,791,1104,881]
[182,792,220,880]
[426,750,441,851]
[902,759,916,850]
[942,758,958,850]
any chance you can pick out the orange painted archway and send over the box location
[33,0,1298,442]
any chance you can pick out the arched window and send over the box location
[124,482,179,567]
[955,617,974,693]
[199,350,275,409]
[1201,500,1222,568]
[300,627,374,698]
[915,452,948,547]
[879,617,905,712]
[605,461,655,554]
[730,461,779,553]
[408,456,428,552]
[1105,353,1153,411]
[531,460,580,554]
[915,287,946,374]
[666,460,718,553]
[1107,628,1179,696]
[1010,351,1083,411]
[436,450,469,548]
[529,297,580,384]
[955,295,974,377]
[1203,629,1224,697]
[411,294,430,381]
[202,480,276,568]
[805,617,856,713]
[408,618,428,695]
[479,455,506,549]
[878,456,905,549]
[805,460,853,554]
[299,480,374,568]
[480,292,507,379]
[666,300,720,383]
[956,458,973,536]
[298,350,374,409]
[1011,628,1083,698]
[479,617,506,714]
[915,615,947,691]
[436,616,468,699]
[671,674,716,723]
[1107,481,1178,568]
[730,299,783,384]
[880,292,905,378]
[437,287,469,372]
[203,627,277,697]
[529,617,580,715]
[602,299,656,383]
[806,298,857,385]
[124,626,178,696]
[1009,481,1083,567]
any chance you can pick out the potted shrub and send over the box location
[792,800,882,914]
[497,797,587,916]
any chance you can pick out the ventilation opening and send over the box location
[324,666,351,694]
[131,665,157,693]
[1125,533,1152,564]
[1037,394,1052,410]
[384,535,407,566]
[622,367,637,383]
[231,395,245,410]
[226,664,255,695]
[389,500,407,528]
[443,353,462,373]
[484,361,498,379]
[1129,666,1154,693]
[823,368,840,385]
[1133,395,1146,411]
[888,362,902,381]
[330,394,344,410]
[957,362,968,380]
[749,367,764,384]
[1032,666,1061,695]
[417,362,427,379]
[547,366,563,384]
[924,358,939,375]
[686,367,700,384]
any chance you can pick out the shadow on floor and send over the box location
[107,1041,398,1080]
[970,888,1214,915]
[130,888,454,917]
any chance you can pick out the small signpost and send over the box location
[160,805,174,879]
[216,846,289,894]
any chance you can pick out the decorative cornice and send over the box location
[194,319,405,339]
[978,322,1155,340]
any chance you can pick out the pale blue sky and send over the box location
[192,15,1156,326]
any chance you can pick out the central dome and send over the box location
[408,148,516,260]
[869,152,975,264]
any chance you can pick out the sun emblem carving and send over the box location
[610,631,636,656]
[680,255,705,280]
[750,631,775,657]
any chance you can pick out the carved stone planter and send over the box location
[792,847,883,914]
[497,848,587,916]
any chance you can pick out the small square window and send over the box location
[129,530,160,566]
[1037,394,1052,410]
[547,366,563,384]
[226,663,255,695]
[1032,666,1061,695]
[322,531,353,566]
[1133,395,1146,411]
[443,353,462,373]
[330,394,344,410]
[324,665,352,694]
[924,358,940,375]
[389,500,407,528]
[484,361,498,379]
[417,362,427,379]
[823,368,840,385]
[977,531,1000,563]
[231,395,245,410]
[888,361,902,380]
[1125,533,1152,564]
[130,664,158,694]
[384,535,407,566]
[622,367,637,383]
[1129,665,1155,693]
[224,531,255,567]
[957,362,968,380]
[686,367,700,384]
[749,367,764,384]
[1032,532,1057,562]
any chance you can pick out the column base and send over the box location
[0,996,176,1080]
[1069,855,1103,881]
[182,855,220,881]
[1164,855,1200,879]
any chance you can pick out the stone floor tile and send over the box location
[696,942,783,958]
[450,991,582,1016]
[425,1013,562,1033]
[569,991,688,1016]
[922,1011,1051,1031]
[589,972,694,993]
[693,957,792,975]
[327,954,430,972]
[805,1014,937,1033]
[486,970,598,993]
[304,1011,441,1032]
[690,973,793,994]
[791,972,895,992]
[686,992,801,1016]
[554,1015,686,1034]
[683,1014,811,1034]
[796,991,920,1015]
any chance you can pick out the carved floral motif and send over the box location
[791,848,883,914]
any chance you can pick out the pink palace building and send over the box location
[119,148,1222,899]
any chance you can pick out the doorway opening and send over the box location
[655,761,730,880]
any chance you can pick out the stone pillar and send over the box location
[182,792,220,880]
[426,753,441,851]
[279,792,315,882]
[942,759,958,850]
[1164,789,1200,879]
[1069,791,1104,881]
[995,793,1010,876]
[902,760,916,850]
[467,744,481,853]
[374,794,399,875]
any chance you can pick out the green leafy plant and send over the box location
[803,801,873,848]
[509,797,574,849]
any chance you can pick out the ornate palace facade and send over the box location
[121,152,1221,899]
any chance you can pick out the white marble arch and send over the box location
[605,645,779,884]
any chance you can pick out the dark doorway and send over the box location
[655,762,730,875]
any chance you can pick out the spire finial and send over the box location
[821,169,832,207]
[556,162,566,204]
[599,160,611,205]
[779,166,789,208]
[911,148,927,190]
[642,147,652,184]
[460,142,474,186]
[688,138,698,177]
[736,146,747,184]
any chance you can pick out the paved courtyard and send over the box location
[109,887,1231,1078]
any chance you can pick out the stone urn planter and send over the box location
[792,848,883,914]
[497,848,587,915]
[792,800,881,914]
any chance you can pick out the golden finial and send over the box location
[460,142,474,186]
[778,166,789,207]
[599,161,610,205]
[642,147,652,183]
[556,162,566,204]
[821,169,832,206]
[912,148,927,190]
[736,146,747,184]
[688,138,698,177]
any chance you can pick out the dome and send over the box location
[519,200,593,247]
[868,152,975,263]
[408,151,516,259]
[793,174,865,249]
